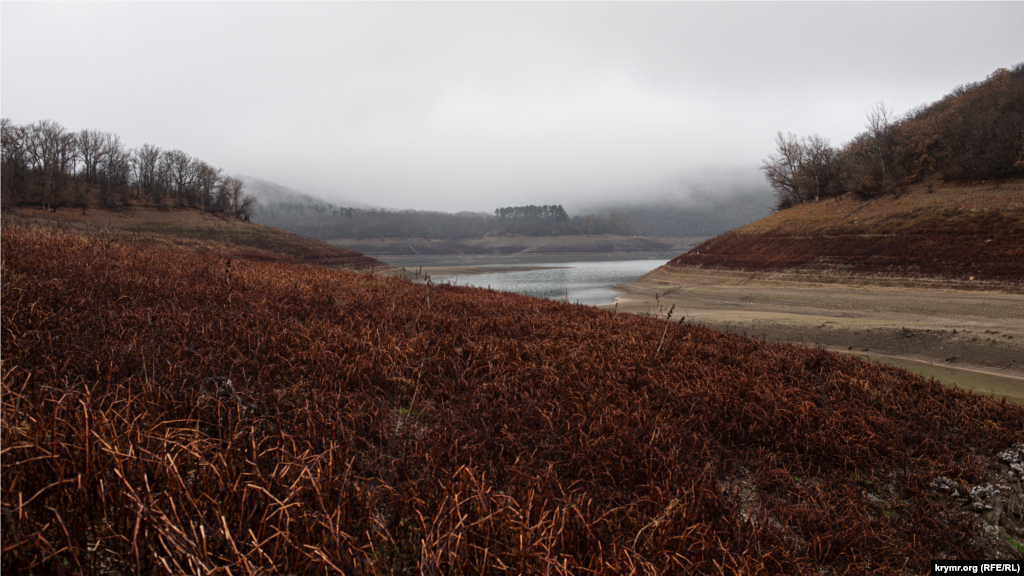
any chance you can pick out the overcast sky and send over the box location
[2,2,1021,213]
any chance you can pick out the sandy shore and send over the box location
[609,265,1024,402]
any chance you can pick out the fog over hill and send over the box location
[246,167,773,240]
[577,166,774,237]
[235,175,373,210]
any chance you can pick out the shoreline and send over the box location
[328,234,706,268]
[417,265,570,277]
[608,264,1024,403]
[381,255,1024,402]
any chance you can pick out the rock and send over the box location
[194,376,259,416]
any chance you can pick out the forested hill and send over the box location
[251,189,773,240]
[761,63,1024,210]
[1,118,258,219]
[666,65,1024,286]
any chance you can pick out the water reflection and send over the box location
[440,260,669,306]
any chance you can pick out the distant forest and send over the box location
[762,63,1024,209]
[254,203,633,239]
[0,118,257,218]
[251,191,772,240]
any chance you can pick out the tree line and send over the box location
[251,194,773,240]
[494,204,569,222]
[252,204,637,240]
[762,63,1024,210]
[1,118,257,219]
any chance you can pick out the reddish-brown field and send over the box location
[2,206,384,270]
[670,181,1024,284]
[3,225,1023,574]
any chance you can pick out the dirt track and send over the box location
[610,265,1024,401]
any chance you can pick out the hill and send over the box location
[669,179,1024,286]
[612,66,1024,392]
[248,176,773,242]
[2,204,386,271]
[3,224,1024,573]
[610,180,1024,387]
[236,174,372,210]
[762,64,1024,210]
[668,64,1024,285]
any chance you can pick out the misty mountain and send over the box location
[574,167,775,237]
[580,189,774,238]
[236,175,372,209]
[244,165,773,240]
[249,192,772,240]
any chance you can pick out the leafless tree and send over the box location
[1,118,28,207]
[164,149,197,205]
[97,133,132,205]
[213,175,233,213]
[226,177,256,220]
[77,129,107,184]
[794,134,839,202]
[25,120,78,210]
[133,143,163,202]
[761,131,805,209]
[194,161,222,212]
[865,100,897,194]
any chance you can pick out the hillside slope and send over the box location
[670,180,1024,286]
[3,205,386,270]
[3,225,1024,573]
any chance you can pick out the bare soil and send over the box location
[611,265,1024,402]
[673,180,1024,283]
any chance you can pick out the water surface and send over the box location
[440,259,668,306]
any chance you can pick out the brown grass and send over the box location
[3,225,1023,574]
[2,205,384,270]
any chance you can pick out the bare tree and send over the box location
[865,100,897,194]
[226,177,256,220]
[133,144,163,203]
[2,118,29,207]
[194,161,222,213]
[761,131,806,209]
[77,129,107,184]
[25,120,78,210]
[213,175,234,213]
[97,133,132,205]
[794,134,839,202]
[164,149,197,205]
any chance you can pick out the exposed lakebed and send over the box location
[415,259,1024,403]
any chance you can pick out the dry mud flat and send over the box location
[611,265,1024,403]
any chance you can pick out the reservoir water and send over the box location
[436,259,669,306]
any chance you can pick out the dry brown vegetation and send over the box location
[671,181,1024,285]
[4,224,1023,574]
[762,64,1024,210]
[2,205,383,270]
